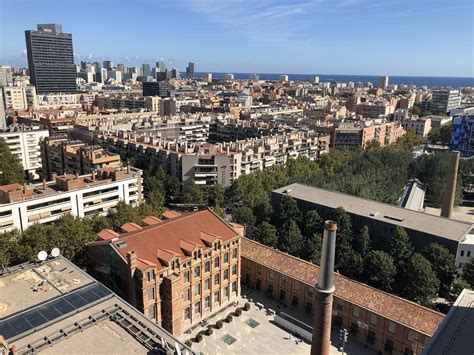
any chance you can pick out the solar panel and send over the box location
[0,282,112,341]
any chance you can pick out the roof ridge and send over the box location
[242,237,444,317]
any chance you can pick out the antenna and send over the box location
[51,247,60,258]
[37,250,47,261]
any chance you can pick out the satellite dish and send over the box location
[51,247,60,258]
[37,250,47,261]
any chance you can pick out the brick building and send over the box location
[241,238,444,355]
[86,209,242,335]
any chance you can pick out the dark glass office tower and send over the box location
[25,24,77,94]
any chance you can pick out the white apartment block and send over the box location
[0,125,49,180]
[36,93,79,109]
[0,166,142,232]
[2,86,37,110]
[456,233,474,273]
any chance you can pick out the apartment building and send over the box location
[0,124,49,180]
[86,209,242,335]
[450,114,474,157]
[2,86,37,110]
[431,89,461,115]
[0,166,142,232]
[402,118,432,137]
[331,121,404,149]
[356,101,392,118]
[242,238,444,355]
[41,137,122,179]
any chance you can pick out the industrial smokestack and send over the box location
[311,220,337,355]
[441,151,460,218]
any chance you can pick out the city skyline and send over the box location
[0,0,473,77]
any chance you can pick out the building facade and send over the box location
[241,238,444,355]
[450,114,474,157]
[2,86,37,110]
[0,166,142,232]
[86,209,242,335]
[430,90,461,115]
[25,24,77,94]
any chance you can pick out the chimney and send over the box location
[42,178,47,190]
[311,220,337,355]
[91,170,96,181]
[441,151,460,218]
[126,250,138,276]
[127,164,131,174]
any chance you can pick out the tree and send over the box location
[389,226,414,269]
[424,243,456,296]
[462,257,474,288]
[302,233,322,264]
[336,242,363,280]
[332,207,353,245]
[302,210,323,237]
[146,189,165,214]
[253,199,273,224]
[183,180,204,204]
[109,201,143,231]
[232,206,256,229]
[447,279,470,303]
[399,253,440,305]
[397,129,426,150]
[275,195,302,226]
[409,105,421,116]
[353,226,371,257]
[428,124,452,145]
[365,139,381,151]
[278,220,304,256]
[253,222,278,247]
[362,251,396,291]
[0,138,24,185]
[208,184,225,207]
[0,229,24,267]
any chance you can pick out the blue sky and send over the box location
[0,0,473,76]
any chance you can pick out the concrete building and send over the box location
[25,24,77,94]
[309,75,319,84]
[142,64,151,77]
[0,65,13,86]
[36,92,78,109]
[86,209,242,336]
[402,117,432,137]
[107,69,122,83]
[356,101,391,118]
[450,114,474,157]
[241,238,444,355]
[378,75,389,90]
[0,125,49,180]
[431,89,461,115]
[250,73,260,81]
[203,73,212,83]
[0,256,190,355]
[224,73,234,80]
[280,75,289,82]
[331,121,402,149]
[186,62,195,79]
[2,86,37,110]
[143,81,170,97]
[0,166,142,232]
[272,183,473,261]
[0,88,5,129]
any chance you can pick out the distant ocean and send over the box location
[195,72,474,88]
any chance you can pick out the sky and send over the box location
[0,0,473,77]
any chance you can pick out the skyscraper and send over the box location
[377,75,389,90]
[25,24,77,94]
[142,64,151,77]
[156,60,166,72]
[186,62,195,79]
[103,60,114,70]
[431,89,462,114]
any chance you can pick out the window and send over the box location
[232,248,238,258]
[184,270,190,283]
[214,257,220,268]
[205,278,210,290]
[408,330,416,342]
[214,291,220,303]
[370,313,377,325]
[293,281,300,291]
[269,270,274,280]
[147,288,155,301]
[184,288,190,301]
[225,286,230,297]
[147,305,156,319]
[388,321,396,334]
[367,331,375,345]
[280,275,287,285]
[194,265,201,278]
[224,269,229,280]
[147,270,154,282]
[194,283,201,296]
[194,302,201,314]
[468,251,472,257]
[214,274,220,285]
[232,264,237,275]
[404,348,414,355]
[205,296,210,308]
[350,322,358,335]
[385,339,394,353]
[184,307,190,320]
[307,287,313,298]
[336,300,343,311]
[232,281,237,292]
[224,252,229,263]
[461,250,464,256]
[352,306,360,317]
[305,302,312,314]
[205,261,211,273]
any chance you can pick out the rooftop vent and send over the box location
[383,215,404,222]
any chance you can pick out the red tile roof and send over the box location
[143,216,162,226]
[241,238,444,336]
[121,222,142,233]
[0,184,22,192]
[161,210,182,220]
[97,229,120,240]
[110,210,239,271]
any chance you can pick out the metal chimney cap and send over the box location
[324,220,337,231]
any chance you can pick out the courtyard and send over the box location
[182,290,376,355]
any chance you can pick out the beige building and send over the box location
[2,86,37,110]
[402,118,432,137]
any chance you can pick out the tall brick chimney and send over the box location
[311,221,337,355]
[441,151,460,218]
[127,250,137,276]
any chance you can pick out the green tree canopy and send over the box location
[208,184,225,207]
[428,124,452,145]
[302,233,322,264]
[424,243,456,296]
[0,138,24,185]
[362,250,396,291]
[253,222,278,247]
[353,225,371,257]
[336,242,363,279]
[276,195,302,226]
[462,258,474,288]
[232,206,256,229]
[302,210,323,237]
[278,220,304,256]
[389,226,414,269]
[332,207,353,245]
[183,180,204,204]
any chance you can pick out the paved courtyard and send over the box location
[182,291,376,355]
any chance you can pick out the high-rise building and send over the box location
[171,67,179,79]
[250,73,259,81]
[204,73,212,83]
[280,74,289,82]
[186,62,195,79]
[103,60,114,70]
[25,24,77,94]
[377,75,389,90]
[142,63,151,77]
[0,65,13,86]
[142,81,170,97]
[156,60,166,72]
[309,75,319,84]
[431,89,462,114]
[224,73,234,80]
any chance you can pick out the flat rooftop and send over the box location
[423,289,474,354]
[0,257,192,354]
[273,183,473,242]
